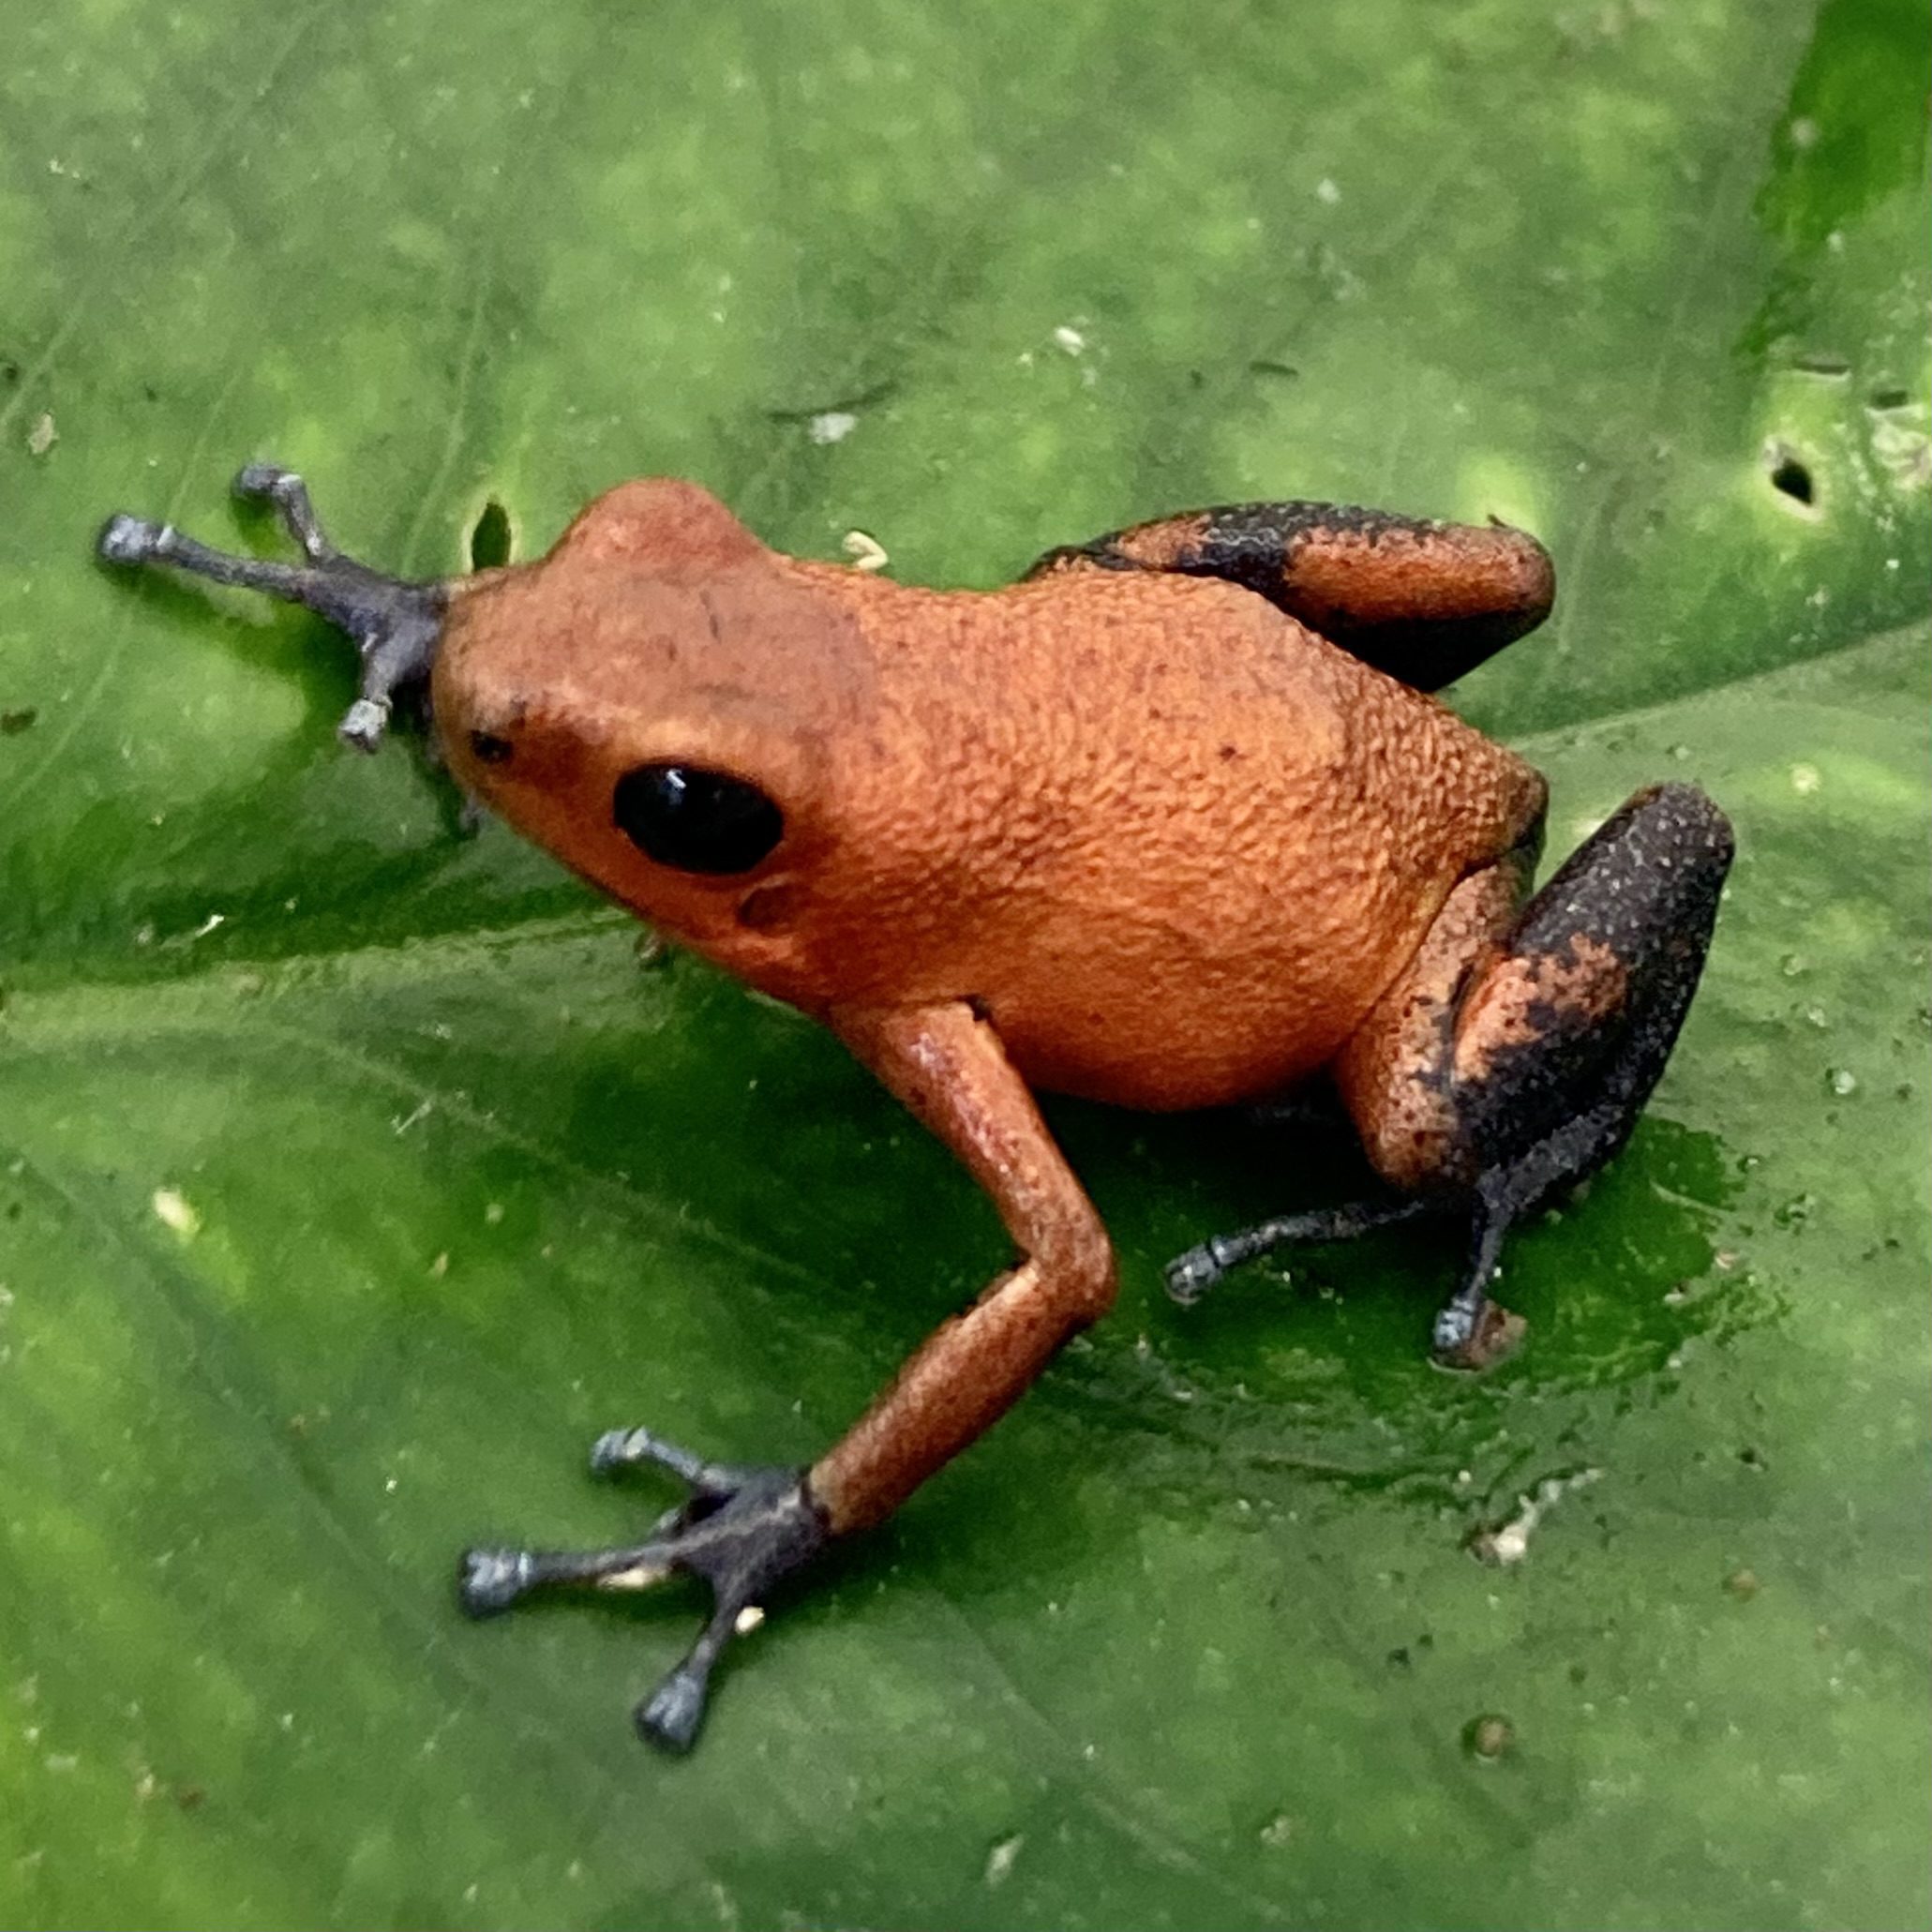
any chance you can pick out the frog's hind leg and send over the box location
[1168,784,1733,1368]
[1026,501,1553,693]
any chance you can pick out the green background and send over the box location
[2,0,1927,1926]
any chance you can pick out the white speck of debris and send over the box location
[596,1560,670,1593]
[1315,176,1341,203]
[808,411,858,445]
[428,1251,449,1279]
[1790,762,1821,796]
[393,1100,432,1136]
[1470,1468,1602,1565]
[984,1835,1024,1886]
[26,412,56,457]
[1788,116,1820,150]
[841,529,890,572]
[151,1189,201,1238]
[188,913,224,941]
[733,1605,766,1636]
[484,1201,505,1226]
[1052,324,1086,355]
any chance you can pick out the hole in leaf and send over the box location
[470,498,513,570]
[1767,449,1814,505]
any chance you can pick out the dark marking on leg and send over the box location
[1453,784,1735,1184]
[1174,784,1732,1367]
[1428,784,1733,1360]
[1027,500,1554,692]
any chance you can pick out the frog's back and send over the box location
[786,562,1545,1110]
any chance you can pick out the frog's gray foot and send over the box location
[98,463,449,753]
[1425,1196,1526,1370]
[1164,1195,1437,1305]
[233,462,337,559]
[1166,1191,1524,1366]
[457,1427,829,1753]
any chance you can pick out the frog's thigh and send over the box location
[1330,859,1523,1191]
[1026,501,1552,693]
[1339,783,1734,1209]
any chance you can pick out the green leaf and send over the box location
[3,1,1926,1926]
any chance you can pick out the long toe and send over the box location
[1164,1245,1225,1304]
[457,1547,535,1616]
[636,1667,710,1754]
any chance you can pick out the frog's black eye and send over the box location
[612,763,784,876]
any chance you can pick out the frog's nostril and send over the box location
[469,730,514,765]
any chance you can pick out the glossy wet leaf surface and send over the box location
[2,1,1927,1926]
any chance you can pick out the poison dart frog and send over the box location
[100,465,1732,1750]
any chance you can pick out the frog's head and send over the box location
[439,479,875,976]
[97,469,874,988]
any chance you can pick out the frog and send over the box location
[98,463,1733,1751]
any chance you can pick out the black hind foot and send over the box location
[1164,1195,1437,1305]
[98,463,447,751]
[457,1427,830,1753]
[1175,784,1734,1366]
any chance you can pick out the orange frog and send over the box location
[100,465,1732,1750]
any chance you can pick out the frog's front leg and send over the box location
[1171,785,1733,1367]
[462,1000,1115,1751]
[99,464,448,750]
